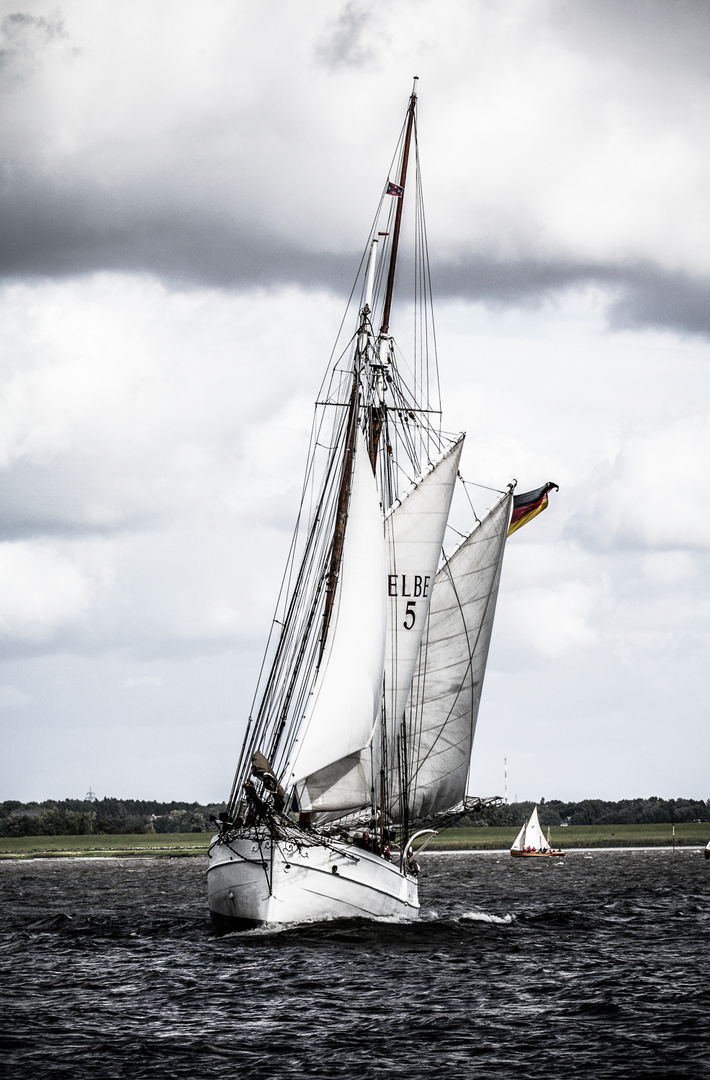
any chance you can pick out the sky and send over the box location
[1,0,709,806]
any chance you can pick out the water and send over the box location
[1,849,708,1079]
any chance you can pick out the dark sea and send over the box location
[1,848,708,1079]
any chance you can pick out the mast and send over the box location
[367,78,418,471]
[318,228,381,659]
[379,78,417,337]
[318,377,360,665]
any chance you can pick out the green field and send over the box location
[0,821,707,859]
[0,832,211,859]
[425,822,709,851]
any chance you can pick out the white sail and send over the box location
[511,820,527,852]
[392,491,512,820]
[290,429,388,812]
[511,806,549,852]
[383,438,464,746]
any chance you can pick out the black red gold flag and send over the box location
[507,482,559,537]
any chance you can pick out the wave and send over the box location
[458,910,515,925]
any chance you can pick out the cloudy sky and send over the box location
[1,0,709,806]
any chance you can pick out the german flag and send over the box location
[508,482,559,537]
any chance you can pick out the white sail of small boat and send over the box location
[510,806,567,858]
[206,82,543,929]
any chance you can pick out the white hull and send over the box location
[207,834,419,929]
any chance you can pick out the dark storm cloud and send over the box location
[2,1,709,339]
[606,268,710,337]
[0,192,353,290]
[434,258,710,339]
[3,184,709,339]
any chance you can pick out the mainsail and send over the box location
[391,490,513,822]
[289,430,387,813]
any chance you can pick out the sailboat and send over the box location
[207,82,524,929]
[510,805,567,858]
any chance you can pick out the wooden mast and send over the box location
[378,80,418,851]
[318,377,359,666]
[379,78,417,338]
[369,78,417,469]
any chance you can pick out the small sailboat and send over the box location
[510,806,567,858]
[704,839,710,860]
[207,82,553,929]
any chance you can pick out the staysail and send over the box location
[391,489,512,821]
[289,429,388,812]
[383,438,464,737]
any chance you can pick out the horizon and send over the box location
[4,792,708,808]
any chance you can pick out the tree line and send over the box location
[466,796,710,828]
[1,794,708,836]
[0,797,227,837]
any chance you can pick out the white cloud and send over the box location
[0,274,334,534]
[122,675,163,689]
[501,580,601,659]
[574,414,710,551]
[0,541,92,641]
[642,550,697,587]
[0,275,343,658]
[0,683,32,709]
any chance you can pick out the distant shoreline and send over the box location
[1,845,706,863]
[433,845,706,854]
[0,823,707,861]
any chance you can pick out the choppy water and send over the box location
[1,849,708,1079]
